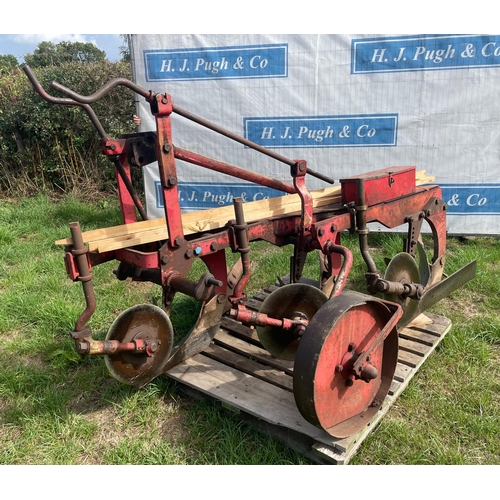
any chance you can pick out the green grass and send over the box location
[0,194,499,465]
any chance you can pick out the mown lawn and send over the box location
[0,194,498,465]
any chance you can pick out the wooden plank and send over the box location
[389,379,402,396]
[214,329,294,375]
[55,183,343,248]
[411,321,450,337]
[393,362,412,383]
[220,318,261,346]
[398,337,430,357]
[312,442,346,465]
[397,349,423,368]
[167,353,339,447]
[177,381,343,465]
[203,343,293,391]
[425,312,452,326]
[56,170,435,252]
[399,328,439,347]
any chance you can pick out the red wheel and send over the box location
[293,291,398,438]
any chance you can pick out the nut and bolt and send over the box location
[345,379,354,387]
[147,341,159,353]
[167,176,177,186]
[174,236,184,247]
[163,144,171,154]
[335,364,343,373]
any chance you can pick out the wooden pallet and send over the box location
[166,285,452,464]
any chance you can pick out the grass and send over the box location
[0,193,499,465]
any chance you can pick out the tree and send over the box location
[24,41,106,68]
[0,54,18,74]
[0,60,136,194]
[119,35,131,63]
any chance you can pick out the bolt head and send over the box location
[148,341,159,353]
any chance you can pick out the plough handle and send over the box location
[46,72,335,185]
[22,64,107,138]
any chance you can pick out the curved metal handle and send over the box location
[23,64,335,186]
[23,64,149,221]
[22,64,107,138]
[49,77,153,104]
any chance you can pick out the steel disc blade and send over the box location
[416,240,431,287]
[257,283,327,361]
[384,252,420,327]
[105,303,174,387]
[293,291,398,438]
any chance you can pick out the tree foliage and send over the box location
[0,57,138,194]
[24,41,106,68]
[119,35,131,63]
[0,54,18,74]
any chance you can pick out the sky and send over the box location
[0,34,124,63]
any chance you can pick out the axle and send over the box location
[227,307,308,335]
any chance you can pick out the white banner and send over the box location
[130,34,500,235]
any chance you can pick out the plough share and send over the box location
[23,65,476,438]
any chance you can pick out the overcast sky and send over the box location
[0,34,123,62]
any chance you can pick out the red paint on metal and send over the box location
[115,158,137,224]
[341,166,417,206]
[174,147,296,195]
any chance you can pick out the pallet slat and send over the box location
[203,344,293,391]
